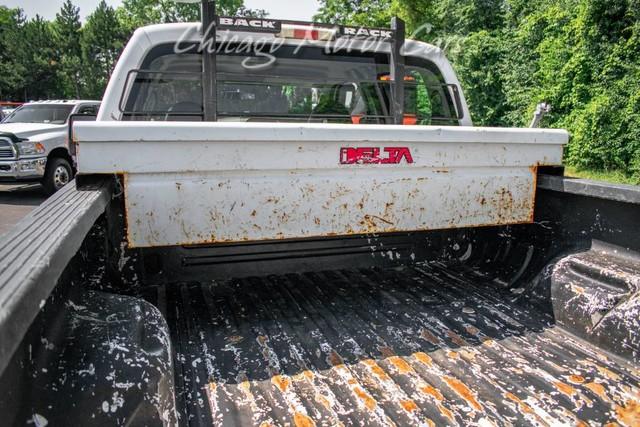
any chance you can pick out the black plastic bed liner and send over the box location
[144,263,640,426]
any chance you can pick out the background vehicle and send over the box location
[0,12,638,427]
[0,100,99,194]
[0,102,22,123]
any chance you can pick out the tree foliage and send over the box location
[0,0,266,101]
[315,0,640,181]
[54,0,83,98]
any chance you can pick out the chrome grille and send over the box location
[0,138,15,159]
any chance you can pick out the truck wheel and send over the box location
[42,157,73,196]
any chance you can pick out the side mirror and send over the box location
[68,113,97,157]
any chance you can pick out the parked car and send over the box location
[0,100,99,194]
[0,14,638,427]
[0,102,22,123]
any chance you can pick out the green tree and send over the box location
[314,0,398,27]
[54,0,83,98]
[116,0,267,34]
[81,0,128,99]
[0,7,26,100]
[19,15,61,100]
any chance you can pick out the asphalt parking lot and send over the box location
[0,184,47,238]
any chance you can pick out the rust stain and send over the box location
[420,329,440,345]
[378,346,396,358]
[447,351,459,360]
[353,386,377,410]
[315,394,332,410]
[567,374,585,384]
[529,165,538,223]
[443,376,483,412]
[421,385,444,402]
[459,350,476,361]
[505,392,535,415]
[553,381,577,398]
[419,386,456,424]
[294,412,316,427]
[616,400,640,427]
[414,352,433,367]
[362,359,392,382]
[328,351,344,367]
[437,404,455,422]
[388,356,414,374]
[482,337,496,347]
[257,335,268,345]
[400,399,419,413]
[465,325,480,336]
[446,330,470,347]
[271,375,291,392]
[571,284,585,295]
[241,382,254,396]
[597,365,621,382]
[585,382,610,402]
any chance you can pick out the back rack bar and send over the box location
[198,0,405,123]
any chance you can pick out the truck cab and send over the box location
[0,100,100,194]
[102,21,470,127]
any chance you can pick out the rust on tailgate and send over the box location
[124,165,541,248]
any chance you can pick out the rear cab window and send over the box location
[121,42,462,125]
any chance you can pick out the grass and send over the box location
[564,166,640,186]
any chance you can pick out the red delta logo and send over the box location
[340,147,414,165]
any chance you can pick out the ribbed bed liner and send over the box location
[144,263,640,426]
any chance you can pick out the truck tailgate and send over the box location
[144,264,640,426]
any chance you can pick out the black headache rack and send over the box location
[117,69,464,125]
[196,0,408,124]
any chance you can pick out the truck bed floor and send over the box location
[144,263,640,426]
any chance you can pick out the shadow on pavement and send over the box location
[0,184,47,206]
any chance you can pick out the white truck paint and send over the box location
[76,122,566,248]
